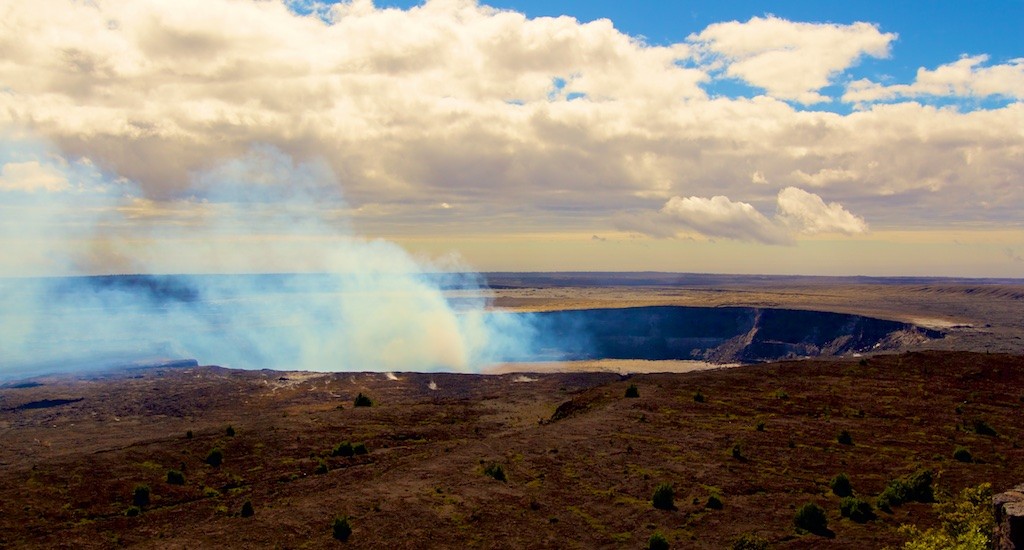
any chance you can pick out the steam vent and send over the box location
[995,484,1024,549]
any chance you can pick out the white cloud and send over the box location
[776,186,868,235]
[633,187,866,244]
[690,16,895,104]
[844,55,1024,103]
[0,161,69,192]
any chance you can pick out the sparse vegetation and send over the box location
[332,516,352,542]
[837,430,853,445]
[625,384,639,398]
[354,393,373,407]
[206,447,224,467]
[839,496,874,523]
[241,500,254,518]
[132,484,150,507]
[166,469,185,485]
[652,483,674,510]
[829,473,852,497]
[953,446,973,462]
[972,419,997,436]
[483,463,506,482]
[794,502,828,534]
[876,469,934,512]
[732,533,769,550]
[648,532,669,550]
[333,441,354,457]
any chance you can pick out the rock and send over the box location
[994,484,1024,549]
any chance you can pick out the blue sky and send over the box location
[1,0,1022,277]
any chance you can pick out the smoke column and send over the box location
[0,142,542,379]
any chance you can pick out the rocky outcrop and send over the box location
[994,484,1024,549]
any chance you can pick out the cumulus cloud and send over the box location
[0,0,1020,255]
[844,55,1024,103]
[629,187,867,244]
[690,16,895,104]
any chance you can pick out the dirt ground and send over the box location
[1,350,1022,548]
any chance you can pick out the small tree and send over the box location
[648,532,669,550]
[829,473,852,497]
[226,425,235,437]
[132,484,151,507]
[333,516,352,542]
[354,393,373,407]
[240,500,254,518]
[625,384,640,398]
[652,483,674,510]
[206,447,224,467]
[794,502,828,534]
[166,470,185,485]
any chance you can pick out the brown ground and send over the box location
[1,351,1023,548]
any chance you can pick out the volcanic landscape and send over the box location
[1,273,1023,548]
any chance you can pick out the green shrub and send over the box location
[953,446,973,463]
[625,384,640,398]
[693,390,705,403]
[794,502,828,534]
[206,447,224,467]
[226,425,235,437]
[706,494,724,510]
[840,496,874,523]
[166,470,185,485]
[732,533,769,550]
[972,419,997,436]
[124,505,141,517]
[877,469,934,512]
[132,484,151,507]
[829,473,852,497]
[353,442,368,455]
[333,441,354,457]
[648,532,669,550]
[332,516,352,541]
[354,393,373,407]
[483,463,506,482]
[652,483,674,510]
[240,500,254,518]
[837,430,853,445]
[315,458,329,474]
[898,483,993,549]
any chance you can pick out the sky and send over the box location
[1,0,1022,278]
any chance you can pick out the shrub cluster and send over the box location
[840,496,874,523]
[793,502,828,534]
[877,469,934,512]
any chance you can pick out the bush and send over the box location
[124,505,141,517]
[132,484,151,507]
[315,458,329,474]
[240,500,254,518]
[706,494,724,510]
[206,447,224,467]
[953,446,973,463]
[972,419,997,436]
[353,442,368,455]
[226,425,235,437]
[625,384,640,398]
[837,430,853,445]
[731,442,744,460]
[186,430,193,439]
[652,483,674,510]
[829,473,852,497]
[354,393,373,407]
[333,441,354,457]
[693,390,705,403]
[839,496,874,523]
[166,470,185,485]
[483,463,506,482]
[877,469,934,512]
[332,516,352,542]
[774,389,789,400]
[732,533,769,550]
[898,483,993,549]
[794,502,828,533]
[648,532,669,550]
[755,421,765,432]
